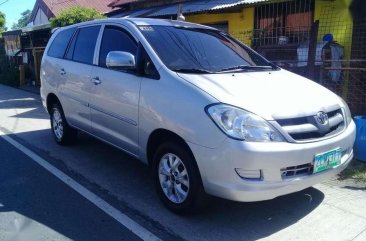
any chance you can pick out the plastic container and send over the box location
[354,116,366,162]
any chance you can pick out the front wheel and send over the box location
[50,103,77,145]
[153,142,205,213]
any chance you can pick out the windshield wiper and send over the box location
[218,65,274,72]
[173,68,214,74]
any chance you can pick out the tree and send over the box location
[12,9,31,30]
[0,11,6,33]
[50,6,105,29]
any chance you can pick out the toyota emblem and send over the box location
[315,111,329,125]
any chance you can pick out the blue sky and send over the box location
[0,0,36,29]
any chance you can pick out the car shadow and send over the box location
[0,129,325,241]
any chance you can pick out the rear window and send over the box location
[72,26,100,65]
[47,28,76,58]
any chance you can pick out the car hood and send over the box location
[177,69,342,120]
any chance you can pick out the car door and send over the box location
[89,25,141,156]
[59,25,101,133]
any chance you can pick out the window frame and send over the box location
[97,25,138,69]
[47,27,76,59]
[93,22,160,79]
[64,24,103,66]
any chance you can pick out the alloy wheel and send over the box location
[158,153,190,204]
[52,109,64,140]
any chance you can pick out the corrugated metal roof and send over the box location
[22,23,51,33]
[108,0,139,8]
[147,0,271,17]
[112,7,156,18]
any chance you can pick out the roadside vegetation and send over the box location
[11,9,31,30]
[339,160,366,182]
[50,6,105,28]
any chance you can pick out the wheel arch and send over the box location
[146,129,196,168]
[46,93,61,114]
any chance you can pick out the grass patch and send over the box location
[339,160,366,182]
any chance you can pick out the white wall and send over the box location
[29,7,49,26]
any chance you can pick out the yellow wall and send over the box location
[186,0,354,57]
[186,7,254,45]
[314,0,354,98]
[314,0,353,59]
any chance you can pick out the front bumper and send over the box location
[188,121,356,202]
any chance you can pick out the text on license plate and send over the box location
[313,148,342,174]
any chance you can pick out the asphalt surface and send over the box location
[0,138,141,241]
[0,84,365,241]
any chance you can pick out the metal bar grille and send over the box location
[251,0,314,47]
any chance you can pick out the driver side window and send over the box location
[99,26,137,68]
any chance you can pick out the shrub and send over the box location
[50,6,105,28]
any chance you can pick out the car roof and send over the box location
[58,17,215,31]
[125,18,214,29]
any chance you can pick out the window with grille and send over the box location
[253,0,314,47]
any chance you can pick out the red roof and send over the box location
[41,0,114,17]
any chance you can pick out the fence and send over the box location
[233,18,366,116]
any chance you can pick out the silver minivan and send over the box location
[41,18,356,212]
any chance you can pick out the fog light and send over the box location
[235,168,262,180]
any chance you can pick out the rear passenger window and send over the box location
[99,26,137,67]
[72,26,100,65]
[47,28,76,58]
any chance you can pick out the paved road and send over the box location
[0,84,366,241]
[0,137,141,241]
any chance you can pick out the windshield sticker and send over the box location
[139,26,154,31]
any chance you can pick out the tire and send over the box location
[153,142,205,213]
[50,103,77,145]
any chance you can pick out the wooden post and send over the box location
[33,48,39,85]
[307,20,319,81]
[19,64,25,86]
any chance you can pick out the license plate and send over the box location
[313,148,342,174]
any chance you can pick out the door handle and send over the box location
[60,68,66,75]
[92,77,101,85]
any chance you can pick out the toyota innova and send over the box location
[41,18,356,212]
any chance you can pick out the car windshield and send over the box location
[139,25,276,73]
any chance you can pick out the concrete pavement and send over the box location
[0,84,365,241]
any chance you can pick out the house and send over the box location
[109,0,353,50]
[28,0,114,26]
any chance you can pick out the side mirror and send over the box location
[106,51,136,70]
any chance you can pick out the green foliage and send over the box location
[50,6,105,28]
[339,160,366,182]
[12,9,31,30]
[0,11,6,33]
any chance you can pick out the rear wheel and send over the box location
[153,142,204,213]
[50,103,77,145]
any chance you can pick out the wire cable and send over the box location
[0,0,9,6]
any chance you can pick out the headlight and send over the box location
[340,98,352,126]
[206,104,284,142]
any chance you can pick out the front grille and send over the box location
[281,163,313,178]
[276,108,345,142]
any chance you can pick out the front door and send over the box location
[89,25,141,156]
